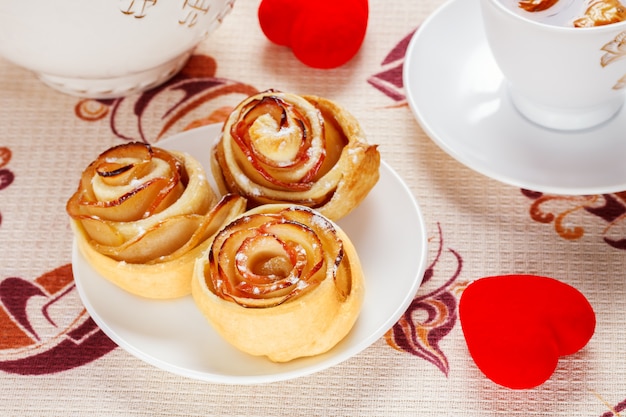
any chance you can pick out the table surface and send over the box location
[1,1,625,416]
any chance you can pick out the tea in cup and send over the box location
[480,0,626,130]
[499,0,626,28]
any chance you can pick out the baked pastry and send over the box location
[211,89,380,221]
[191,204,365,362]
[67,142,246,299]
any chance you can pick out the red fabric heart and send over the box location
[258,0,369,69]
[459,274,595,389]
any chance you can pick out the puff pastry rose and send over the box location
[211,90,380,221]
[191,204,365,362]
[67,142,246,299]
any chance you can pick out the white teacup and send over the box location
[0,0,235,99]
[480,0,626,130]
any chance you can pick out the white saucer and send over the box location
[72,124,428,384]
[404,0,626,195]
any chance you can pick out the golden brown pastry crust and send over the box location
[191,204,365,362]
[67,142,246,299]
[211,90,380,221]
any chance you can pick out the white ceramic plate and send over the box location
[72,124,428,384]
[404,0,626,195]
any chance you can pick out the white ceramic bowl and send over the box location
[0,0,235,98]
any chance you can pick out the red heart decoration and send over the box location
[459,274,595,389]
[258,0,368,69]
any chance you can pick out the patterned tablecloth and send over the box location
[1,0,625,416]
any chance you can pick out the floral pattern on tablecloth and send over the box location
[367,28,416,104]
[385,223,467,376]
[524,189,626,249]
[0,265,117,375]
[74,55,258,143]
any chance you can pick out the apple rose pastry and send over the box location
[67,142,246,299]
[191,204,365,362]
[212,90,380,221]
